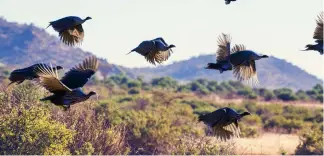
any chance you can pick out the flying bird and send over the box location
[229,44,268,85]
[127,37,176,65]
[8,64,63,86]
[225,0,237,5]
[205,33,233,73]
[198,107,251,141]
[302,12,323,55]
[36,56,99,110]
[46,16,92,46]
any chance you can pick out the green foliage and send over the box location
[151,77,178,89]
[295,126,323,155]
[295,90,309,101]
[0,77,322,155]
[0,107,74,155]
[128,88,140,94]
[127,80,141,88]
[237,87,257,99]
[257,88,276,101]
[274,88,297,101]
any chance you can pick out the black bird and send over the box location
[225,0,237,5]
[8,64,63,86]
[205,33,233,73]
[127,37,176,65]
[199,107,251,141]
[36,56,99,110]
[46,16,92,46]
[302,12,323,55]
[228,44,269,86]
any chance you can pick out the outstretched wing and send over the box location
[60,56,99,89]
[231,44,247,54]
[212,123,241,141]
[144,50,170,65]
[313,12,323,40]
[153,37,168,46]
[233,60,259,86]
[59,24,84,46]
[216,33,232,61]
[36,64,71,94]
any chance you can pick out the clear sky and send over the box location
[0,0,323,79]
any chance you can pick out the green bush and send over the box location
[274,88,297,101]
[0,107,74,155]
[295,126,323,155]
[151,77,178,89]
[295,90,309,101]
[128,88,140,94]
[127,80,141,88]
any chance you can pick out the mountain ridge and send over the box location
[0,17,321,90]
[128,54,322,90]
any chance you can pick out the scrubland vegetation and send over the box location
[0,74,323,155]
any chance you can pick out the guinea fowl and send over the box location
[36,56,99,110]
[205,33,233,73]
[127,37,176,65]
[225,0,237,5]
[46,16,92,46]
[8,64,63,86]
[199,107,251,141]
[228,44,268,86]
[302,12,323,55]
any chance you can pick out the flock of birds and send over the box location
[2,1,323,141]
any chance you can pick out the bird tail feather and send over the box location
[198,114,206,122]
[7,81,15,88]
[40,96,51,101]
[45,23,51,29]
[126,51,134,55]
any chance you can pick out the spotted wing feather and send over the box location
[36,64,71,94]
[60,56,99,89]
[216,33,231,61]
[314,12,323,40]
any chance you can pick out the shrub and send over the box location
[127,80,141,88]
[295,90,309,101]
[151,77,178,89]
[274,88,297,101]
[295,126,323,155]
[0,107,74,155]
[128,88,140,94]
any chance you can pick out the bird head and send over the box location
[304,44,314,50]
[56,66,64,70]
[240,112,251,117]
[261,55,269,58]
[205,63,213,69]
[85,16,92,21]
[89,91,97,96]
[88,91,99,100]
[169,44,176,49]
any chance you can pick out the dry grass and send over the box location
[203,94,323,109]
[234,132,299,155]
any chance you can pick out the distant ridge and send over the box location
[0,17,129,77]
[128,55,322,90]
[0,17,321,90]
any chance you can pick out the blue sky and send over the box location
[0,0,323,79]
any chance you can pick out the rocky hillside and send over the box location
[0,17,321,90]
[0,18,129,78]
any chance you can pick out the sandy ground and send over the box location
[234,132,300,155]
